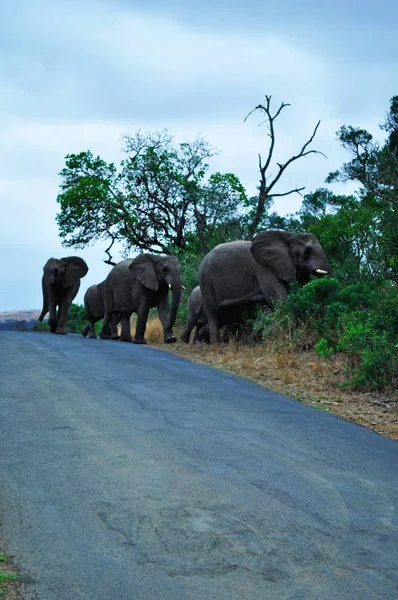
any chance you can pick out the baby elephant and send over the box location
[181,286,229,344]
[82,282,120,339]
[180,286,207,343]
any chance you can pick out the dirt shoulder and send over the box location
[153,339,398,441]
[0,550,23,600]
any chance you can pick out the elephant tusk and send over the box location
[168,284,172,289]
[182,285,186,290]
[315,269,328,274]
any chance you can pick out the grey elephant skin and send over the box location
[199,230,331,344]
[181,286,229,344]
[180,286,208,343]
[38,256,88,334]
[100,254,181,344]
[82,281,120,339]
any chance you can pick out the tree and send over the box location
[326,96,398,282]
[56,131,248,261]
[244,95,325,239]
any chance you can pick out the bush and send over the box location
[66,304,87,333]
[253,277,398,390]
[173,251,204,326]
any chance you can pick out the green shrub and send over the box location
[315,337,334,359]
[173,251,204,326]
[66,304,87,333]
[253,276,398,390]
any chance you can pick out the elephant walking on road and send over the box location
[39,256,88,334]
[82,282,120,339]
[99,254,182,344]
[199,230,331,344]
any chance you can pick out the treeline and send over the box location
[56,96,398,389]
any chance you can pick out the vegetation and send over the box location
[0,552,19,598]
[55,95,398,392]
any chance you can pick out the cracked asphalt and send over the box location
[0,331,397,599]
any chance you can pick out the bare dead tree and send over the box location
[245,95,326,239]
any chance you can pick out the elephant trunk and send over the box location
[167,280,182,330]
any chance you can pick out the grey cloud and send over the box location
[1,0,396,126]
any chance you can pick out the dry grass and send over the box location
[123,315,165,344]
[140,316,398,441]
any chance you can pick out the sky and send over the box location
[0,0,397,311]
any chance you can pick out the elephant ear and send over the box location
[129,255,159,290]
[251,231,296,282]
[62,257,89,287]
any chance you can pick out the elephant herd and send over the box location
[39,230,332,345]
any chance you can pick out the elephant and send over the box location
[180,286,230,344]
[38,256,88,334]
[81,282,120,339]
[199,230,331,344]
[99,254,182,344]
[180,286,207,343]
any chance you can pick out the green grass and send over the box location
[0,572,18,582]
[0,554,19,596]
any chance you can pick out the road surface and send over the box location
[0,331,397,599]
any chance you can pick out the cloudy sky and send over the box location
[1,0,396,311]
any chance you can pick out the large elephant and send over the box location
[180,286,229,344]
[199,230,331,344]
[99,254,181,344]
[81,282,120,339]
[38,256,88,334]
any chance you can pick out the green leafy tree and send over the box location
[57,131,248,260]
[326,95,398,282]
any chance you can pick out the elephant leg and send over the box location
[88,320,97,338]
[180,316,199,344]
[120,314,133,342]
[192,324,200,343]
[48,293,58,333]
[256,269,289,309]
[180,327,190,343]
[82,323,90,337]
[55,299,70,334]
[197,324,210,344]
[158,294,176,343]
[110,313,120,340]
[99,314,111,338]
[205,308,220,345]
[133,302,149,344]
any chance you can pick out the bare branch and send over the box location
[104,235,117,266]
[270,187,305,198]
[245,97,324,238]
[264,121,325,197]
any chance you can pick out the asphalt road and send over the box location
[0,331,397,600]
